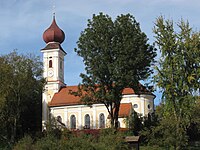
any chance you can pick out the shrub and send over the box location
[94,128,128,150]
[13,135,34,150]
[34,135,60,150]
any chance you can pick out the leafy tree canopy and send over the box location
[74,13,156,128]
[152,16,200,149]
[0,51,44,144]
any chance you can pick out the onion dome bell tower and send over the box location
[41,14,66,128]
[43,15,65,44]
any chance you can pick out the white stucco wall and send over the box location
[49,93,155,130]
[121,94,155,116]
[50,104,109,130]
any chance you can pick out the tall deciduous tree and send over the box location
[153,16,200,149]
[74,13,156,128]
[0,51,44,144]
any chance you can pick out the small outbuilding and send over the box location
[125,136,140,150]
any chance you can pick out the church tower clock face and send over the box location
[48,70,54,77]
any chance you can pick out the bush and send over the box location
[34,135,60,150]
[94,128,128,150]
[13,135,34,150]
[13,128,130,150]
[60,134,96,150]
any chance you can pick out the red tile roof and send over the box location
[49,85,154,107]
[107,103,132,119]
[49,86,82,107]
[118,103,132,118]
[122,83,152,95]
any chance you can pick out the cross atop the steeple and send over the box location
[52,0,56,18]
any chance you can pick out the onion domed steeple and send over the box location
[43,15,65,44]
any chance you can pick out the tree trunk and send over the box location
[11,118,17,143]
[114,102,120,129]
[110,118,114,128]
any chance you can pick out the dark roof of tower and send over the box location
[41,42,66,54]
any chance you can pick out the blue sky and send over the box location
[0,0,200,105]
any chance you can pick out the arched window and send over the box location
[99,113,105,128]
[49,60,52,68]
[84,114,90,129]
[148,104,151,109]
[57,116,62,123]
[70,115,76,129]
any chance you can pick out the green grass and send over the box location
[140,145,164,150]
[140,141,200,150]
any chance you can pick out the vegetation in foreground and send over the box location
[13,128,129,150]
[0,51,44,148]
[12,113,200,150]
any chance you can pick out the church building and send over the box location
[41,15,155,130]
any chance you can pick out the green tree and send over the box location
[153,16,200,149]
[140,106,161,146]
[187,97,200,141]
[0,51,44,144]
[128,111,143,136]
[74,13,156,128]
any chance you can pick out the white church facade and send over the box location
[41,15,155,130]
